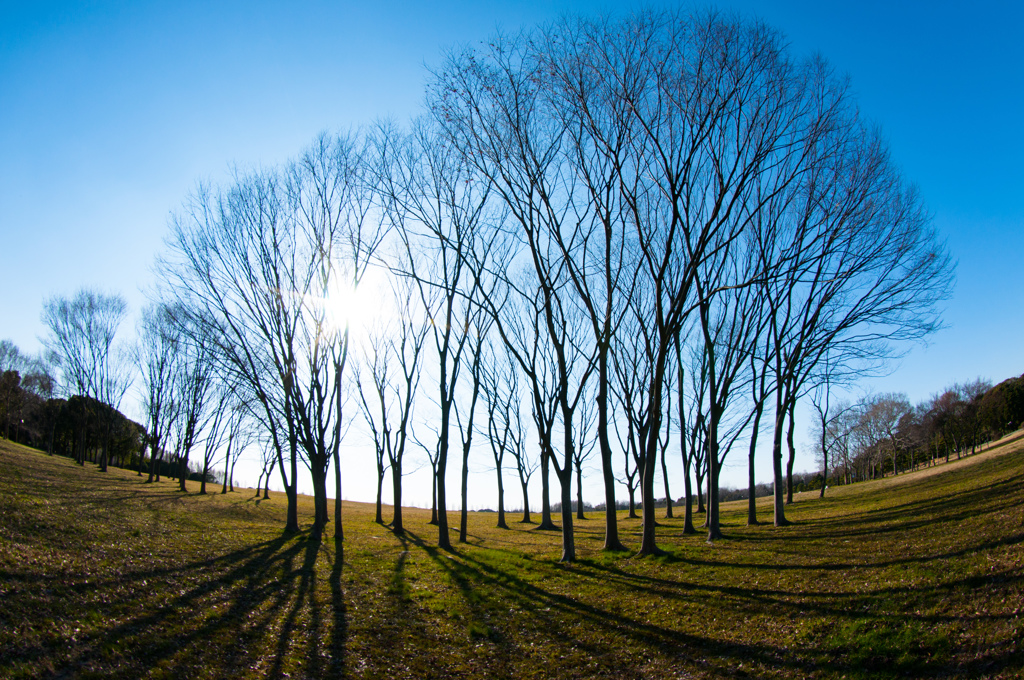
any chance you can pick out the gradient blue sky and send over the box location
[2,1,1021,505]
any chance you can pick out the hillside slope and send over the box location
[0,437,1021,679]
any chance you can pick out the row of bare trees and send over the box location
[156,9,950,562]
[11,291,256,493]
[810,377,1016,489]
[11,9,953,562]
[414,10,951,560]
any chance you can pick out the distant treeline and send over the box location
[806,374,1024,492]
[0,358,220,486]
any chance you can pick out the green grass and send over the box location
[0,437,1021,679]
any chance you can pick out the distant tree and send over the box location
[0,370,21,441]
[572,390,598,521]
[483,281,563,533]
[253,436,277,500]
[197,381,238,494]
[809,365,854,496]
[483,346,536,524]
[169,309,217,492]
[136,304,181,482]
[0,340,21,374]
[853,394,913,476]
[41,289,133,471]
[454,311,491,544]
[355,276,429,533]
[221,401,256,494]
[372,118,493,550]
[480,341,516,529]
[955,379,991,454]
[979,374,1024,439]
[673,336,699,534]
[355,332,392,524]
[930,390,968,462]
[613,413,640,520]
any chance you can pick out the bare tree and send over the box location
[482,277,562,532]
[809,377,853,497]
[435,27,617,561]
[356,333,392,524]
[168,308,218,492]
[355,275,429,533]
[484,344,536,524]
[42,289,133,470]
[480,340,521,529]
[612,408,640,519]
[162,132,382,539]
[372,118,495,550]
[571,388,598,520]
[692,232,767,540]
[673,336,698,533]
[136,304,181,482]
[757,98,954,525]
[197,380,239,495]
[220,400,256,494]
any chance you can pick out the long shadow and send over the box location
[575,552,1023,624]
[463,547,1022,678]
[400,530,839,677]
[398,509,1024,679]
[329,538,346,679]
[3,531,306,674]
[0,449,351,680]
[653,530,1024,573]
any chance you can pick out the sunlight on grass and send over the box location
[0,437,1021,679]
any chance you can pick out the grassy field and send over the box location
[0,437,1021,679]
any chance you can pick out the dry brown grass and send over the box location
[0,436,1021,679]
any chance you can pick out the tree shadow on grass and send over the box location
[394,530,837,678]
[1,528,349,679]
[389,519,1022,680]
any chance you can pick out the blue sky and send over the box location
[1,1,1022,505]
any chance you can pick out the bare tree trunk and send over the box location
[263,460,273,499]
[334,445,343,543]
[597,365,624,549]
[660,442,673,519]
[310,471,326,542]
[747,403,763,524]
[178,449,190,492]
[819,416,829,499]
[538,446,557,530]
[391,458,404,534]
[436,395,452,548]
[375,461,385,524]
[284,441,299,533]
[575,462,586,520]
[459,441,470,543]
[678,359,696,535]
[772,389,790,527]
[557,469,575,562]
[496,463,507,529]
[429,468,439,526]
[706,409,723,542]
[785,400,797,505]
[681,467,695,534]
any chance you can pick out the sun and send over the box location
[322,266,394,338]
